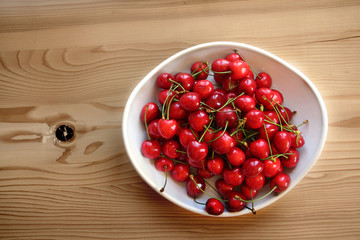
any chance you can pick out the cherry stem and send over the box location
[206,121,228,143]
[189,175,225,202]
[235,185,278,203]
[199,116,214,142]
[189,127,200,141]
[160,166,168,193]
[274,104,292,130]
[193,197,206,205]
[297,119,309,128]
[144,105,151,141]
[263,123,273,156]
[175,149,187,154]
[161,84,175,119]
[169,79,186,93]
[160,155,189,165]
[262,96,284,131]
[217,93,244,112]
[166,94,177,120]
[203,178,223,199]
[191,62,210,78]
[242,130,258,142]
[234,49,258,78]
[211,70,232,75]
[250,189,256,214]
[244,205,257,215]
[261,152,295,161]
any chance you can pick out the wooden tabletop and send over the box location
[1,1,359,239]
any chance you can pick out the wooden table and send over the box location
[1,1,359,239]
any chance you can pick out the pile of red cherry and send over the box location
[140,50,307,216]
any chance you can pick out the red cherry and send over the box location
[186,175,206,197]
[280,148,299,168]
[222,76,238,92]
[273,131,291,154]
[272,89,283,105]
[241,158,264,177]
[237,77,257,96]
[264,110,280,124]
[147,119,161,139]
[157,119,178,139]
[263,158,281,177]
[187,140,208,162]
[289,132,305,148]
[205,90,226,110]
[156,72,174,89]
[191,61,209,80]
[225,191,246,212]
[178,128,199,148]
[188,109,210,132]
[212,131,236,154]
[226,147,245,166]
[176,146,187,162]
[255,87,275,110]
[215,106,238,128]
[179,92,201,112]
[187,157,206,169]
[241,184,258,200]
[255,72,272,88]
[162,140,180,159]
[270,172,291,192]
[244,70,254,79]
[222,167,244,186]
[140,102,160,123]
[155,157,174,172]
[258,122,279,141]
[225,52,243,62]
[228,128,243,142]
[193,80,214,99]
[211,58,230,73]
[214,74,228,85]
[158,89,178,105]
[215,178,234,196]
[141,140,161,159]
[225,91,237,101]
[206,157,225,175]
[278,106,293,124]
[169,101,187,120]
[171,163,190,182]
[206,198,224,216]
[229,60,250,81]
[175,72,195,91]
[197,167,214,179]
[244,109,265,129]
[234,95,256,113]
[249,138,270,159]
[245,173,265,190]
[202,128,216,147]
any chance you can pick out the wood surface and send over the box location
[0,0,359,239]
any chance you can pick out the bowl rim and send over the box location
[122,41,328,217]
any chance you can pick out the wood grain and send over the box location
[0,0,360,239]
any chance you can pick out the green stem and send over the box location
[206,121,228,143]
[199,116,214,142]
[235,185,278,203]
[189,175,225,202]
[263,123,272,156]
[160,166,168,193]
[234,49,258,78]
[144,105,151,141]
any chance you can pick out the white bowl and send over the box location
[122,42,328,217]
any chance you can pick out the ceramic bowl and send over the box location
[122,42,328,217]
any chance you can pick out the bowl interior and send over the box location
[122,42,328,217]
